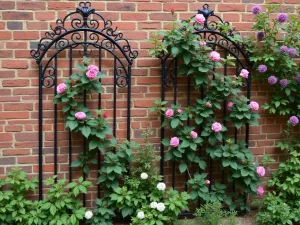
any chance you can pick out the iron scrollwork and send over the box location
[30,1,138,64]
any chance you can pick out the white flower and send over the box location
[137,211,145,219]
[150,201,158,209]
[140,172,148,180]
[157,182,166,191]
[156,202,166,212]
[84,210,93,219]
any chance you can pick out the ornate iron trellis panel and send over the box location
[30,2,138,204]
[159,4,252,214]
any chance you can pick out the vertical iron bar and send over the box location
[38,62,43,200]
[97,48,102,199]
[127,64,131,141]
[69,47,73,183]
[54,56,58,182]
[113,56,117,138]
[82,30,88,207]
[221,51,228,184]
[185,77,191,192]
[172,59,177,189]
[160,60,165,177]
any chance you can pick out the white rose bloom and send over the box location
[84,210,93,219]
[156,182,166,191]
[150,201,158,209]
[140,172,148,180]
[156,202,166,212]
[137,211,145,219]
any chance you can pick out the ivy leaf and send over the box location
[82,126,91,138]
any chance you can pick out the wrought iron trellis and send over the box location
[159,4,252,213]
[30,2,137,204]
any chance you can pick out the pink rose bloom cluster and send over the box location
[190,131,198,139]
[195,14,205,24]
[256,166,265,177]
[240,69,249,79]
[249,101,259,111]
[57,83,67,94]
[86,65,99,80]
[212,122,222,133]
[199,41,206,46]
[257,186,264,196]
[170,137,179,147]
[209,51,221,62]
[75,112,86,120]
[227,102,234,110]
[165,109,174,118]
[206,102,211,107]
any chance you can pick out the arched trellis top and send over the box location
[159,4,251,67]
[30,1,138,65]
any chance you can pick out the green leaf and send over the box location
[62,104,71,112]
[70,214,77,225]
[171,47,180,56]
[70,73,81,80]
[71,160,82,168]
[50,205,56,216]
[179,163,187,173]
[76,63,87,71]
[82,126,91,138]
[170,118,180,129]
[92,81,102,93]
[89,139,98,150]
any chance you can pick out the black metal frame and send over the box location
[159,4,252,198]
[30,2,137,204]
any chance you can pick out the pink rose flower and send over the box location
[199,41,206,46]
[102,112,108,118]
[209,51,221,62]
[170,137,179,147]
[75,112,86,120]
[165,109,174,118]
[206,102,211,107]
[256,166,265,177]
[240,69,249,79]
[249,101,259,111]
[177,109,183,114]
[171,8,175,14]
[190,131,198,139]
[227,102,234,110]
[257,186,264,196]
[205,180,210,185]
[86,65,99,80]
[212,122,222,133]
[195,14,205,24]
[57,83,67,94]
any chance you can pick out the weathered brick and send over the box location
[7,22,23,30]
[17,2,46,10]
[0,1,15,10]
[3,12,33,20]
[107,3,136,11]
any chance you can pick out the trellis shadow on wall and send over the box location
[159,4,252,214]
[30,1,137,205]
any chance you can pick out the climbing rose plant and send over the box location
[149,10,263,212]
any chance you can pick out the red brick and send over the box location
[2,60,28,69]
[163,3,188,11]
[0,50,13,58]
[17,2,46,10]
[150,13,173,21]
[6,42,27,49]
[113,22,136,30]
[13,31,39,40]
[35,11,55,21]
[0,112,29,119]
[138,3,162,11]
[0,1,15,10]
[122,13,147,21]
[0,32,12,40]
[18,156,38,164]
[3,149,30,156]
[107,3,135,11]
[218,4,245,12]
[3,12,33,20]
[4,103,33,111]
[47,2,75,10]
[27,22,48,30]
[138,22,162,29]
[5,125,23,132]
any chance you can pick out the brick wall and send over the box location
[0,0,299,198]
